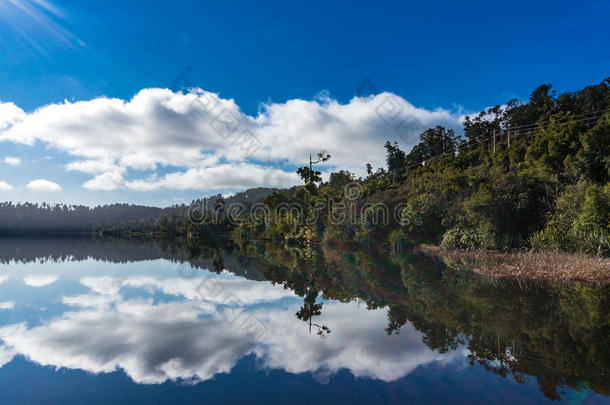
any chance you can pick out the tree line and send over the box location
[227,78,610,256]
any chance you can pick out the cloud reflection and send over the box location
[23,274,58,287]
[0,273,467,384]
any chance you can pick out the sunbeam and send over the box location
[0,0,84,54]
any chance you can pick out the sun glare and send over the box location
[0,0,84,53]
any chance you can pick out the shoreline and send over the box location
[419,246,610,283]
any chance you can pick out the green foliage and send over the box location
[441,221,491,250]
[401,191,446,243]
[296,166,322,184]
[576,113,610,184]
[406,126,458,167]
[530,183,610,256]
[575,184,610,233]
[384,141,407,173]
[388,229,412,253]
[328,170,355,191]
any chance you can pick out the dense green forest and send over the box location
[221,79,610,257]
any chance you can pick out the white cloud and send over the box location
[0,274,466,384]
[0,89,464,192]
[80,162,300,192]
[0,302,15,310]
[0,102,25,131]
[25,179,62,192]
[79,275,297,305]
[82,170,125,191]
[0,344,15,368]
[0,276,8,285]
[3,156,21,166]
[23,274,59,287]
[66,159,121,175]
[0,181,12,191]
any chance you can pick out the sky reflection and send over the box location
[0,258,466,385]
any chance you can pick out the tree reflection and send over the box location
[5,235,610,401]
[241,240,610,401]
[295,290,331,338]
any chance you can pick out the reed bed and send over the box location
[420,246,610,283]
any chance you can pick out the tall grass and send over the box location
[422,246,610,282]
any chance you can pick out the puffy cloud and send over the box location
[0,102,25,131]
[25,179,62,192]
[23,274,59,287]
[0,344,15,368]
[3,156,21,166]
[131,164,299,191]
[80,163,300,191]
[0,274,467,384]
[252,93,461,171]
[78,275,296,305]
[0,304,253,384]
[66,159,121,175]
[0,302,15,310]
[82,170,125,191]
[0,89,464,192]
[0,181,12,191]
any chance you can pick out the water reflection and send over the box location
[0,237,608,402]
[0,261,463,385]
[296,290,331,338]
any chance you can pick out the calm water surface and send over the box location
[0,238,608,404]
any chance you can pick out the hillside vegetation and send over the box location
[227,79,610,256]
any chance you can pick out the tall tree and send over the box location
[384,141,407,172]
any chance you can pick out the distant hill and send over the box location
[0,187,278,234]
[201,187,277,209]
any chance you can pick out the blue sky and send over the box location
[0,0,609,206]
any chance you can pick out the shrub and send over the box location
[440,222,497,250]
[530,182,610,256]
[388,229,413,253]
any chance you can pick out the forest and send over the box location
[220,78,610,257]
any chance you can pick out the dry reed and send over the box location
[419,246,610,283]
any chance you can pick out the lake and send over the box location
[0,237,608,404]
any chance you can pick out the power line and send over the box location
[472,107,609,133]
[472,107,605,140]
[376,107,609,178]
